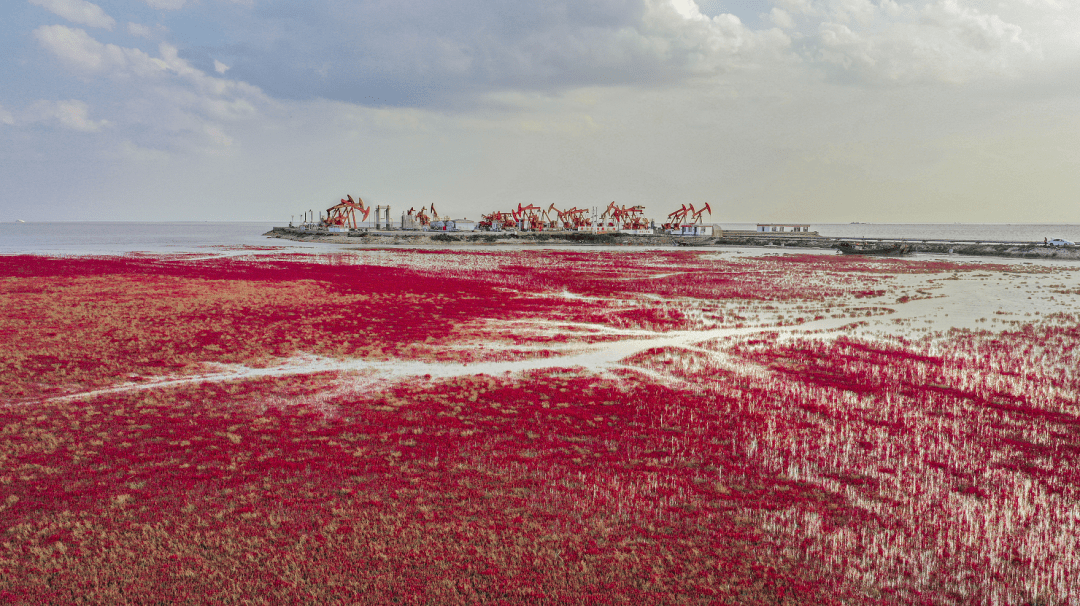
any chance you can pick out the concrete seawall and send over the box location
[264,227,1080,260]
[265,227,677,246]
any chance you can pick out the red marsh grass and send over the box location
[1,252,1077,604]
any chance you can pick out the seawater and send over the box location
[0,222,281,255]
[3,221,1080,255]
[723,223,1080,243]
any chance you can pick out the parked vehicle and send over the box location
[1048,238,1075,247]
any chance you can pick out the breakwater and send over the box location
[265,226,677,246]
[264,227,1080,260]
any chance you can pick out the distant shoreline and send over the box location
[264,227,1080,260]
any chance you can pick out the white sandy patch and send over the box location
[34,314,901,405]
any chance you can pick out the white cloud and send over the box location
[670,0,707,21]
[776,0,815,17]
[828,0,878,25]
[818,22,877,71]
[770,8,796,29]
[28,0,115,30]
[214,60,230,74]
[127,22,167,39]
[201,124,234,149]
[879,0,904,18]
[127,22,152,38]
[32,25,273,157]
[803,0,1041,84]
[639,0,792,76]
[34,23,114,72]
[923,0,1030,54]
[28,99,109,132]
[141,0,186,9]
[34,24,168,75]
[0,105,14,126]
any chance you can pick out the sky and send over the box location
[2,0,1079,224]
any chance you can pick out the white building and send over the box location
[671,225,714,236]
[757,223,811,233]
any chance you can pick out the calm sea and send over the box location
[2,221,1079,255]
[0,222,281,255]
